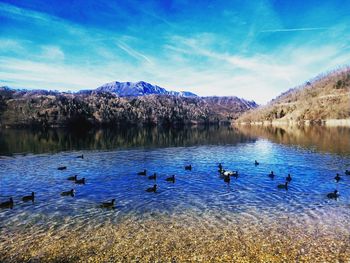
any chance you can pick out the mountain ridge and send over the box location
[0,84,257,128]
[79,80,198,97]
[237,67,350,125]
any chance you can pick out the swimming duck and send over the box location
[101,199,115,208]
[67,174,77,181]
[218,163,223,170]
[335,173,341,183]
[76,154,84,159]
[268,171,275,179]
[22,192,35,202]
[138,169,147,176]
[224,170,238,177]
[327,190,339,199]
[75,178,85,184]
[255,160,259,165]
[286,174,292,182]
[345,170,350,175]
[0,198,13,209]
[146,184,157,192]
[166,175,175,183]
[224,175,230,183]
[277,182,288,190]
[148,173,157,180]
[61,189,75,197]
[185,165,192,171]
[57,166,67,170]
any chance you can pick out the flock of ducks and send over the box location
[1,156,349,209]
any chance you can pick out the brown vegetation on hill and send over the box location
[0,89,257,128]
[238,67,350,124]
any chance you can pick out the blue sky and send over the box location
[0,0,349,104]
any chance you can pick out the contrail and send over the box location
[261,27,328,33]
[117,42,153,64]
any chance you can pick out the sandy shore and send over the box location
[1,211,349,262]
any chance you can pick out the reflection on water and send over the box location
[0,126,255,156]
[0,125,350,261]
[1,125,350,156]
[236,124,350,155]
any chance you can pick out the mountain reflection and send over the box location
[0,125,349,156]
[236,124,350,155]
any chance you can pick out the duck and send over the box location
[254,160,259,165]
[185,165,192,171]
[224,175,230,183]
[166,175,175,183]
[345,170,350,175]
[327,190,339,199]
[146,184,157,192]
[335,173,341,183]
[277,182,288,190]
[137,169,147,176]
[57,166,67,170]
[223,170,238,177]
[61,189,75,197]
[76,154,84,159]
[22,192,35,202]
[67,174,77,181]
[0,198,13,209]
[268,171,275,179]
[101,199,115,208]
[286,174,292,182]
[218,163,223,170]
[148,173,157,180]
[75,178,85,184]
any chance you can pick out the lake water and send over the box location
[1,125,350,262]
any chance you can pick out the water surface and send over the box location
[0,125,350,262]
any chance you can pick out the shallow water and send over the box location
[0,125,350,262]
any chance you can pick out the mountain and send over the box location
[0,86,257,128]
[91,81,198,97]
[238,67,350,125]
[203,96,258,120]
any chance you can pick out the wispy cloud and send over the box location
[116,42,153,65]
[0,1,349,104]
[260,27,329,33]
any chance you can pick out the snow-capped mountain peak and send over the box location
[94,81,197,97]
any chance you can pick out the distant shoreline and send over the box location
[234,119,350,127]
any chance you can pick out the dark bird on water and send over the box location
[335,173,341,183]
[277,182,288,190]
[76,154,84,159]
[58,166,67,170]
[268,171,275,179]
[345,170,350,175]
[255,160,259,165]
[224,175,230,183]
[22,192,35,202]
[101,199,115,208]
[61,189,75,197]
[286,174,292,182]
[146,184,157,192]
[0,198,13,209]
[148,173,157,180]
[138,169,147,176]
[75,178,85,184]
[67,174,77,181]
[166,175,175,183]
[185,165,192,171]
[327,190,339,199]
[218,163,223,170]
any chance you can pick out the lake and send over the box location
[1,125,350,262]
